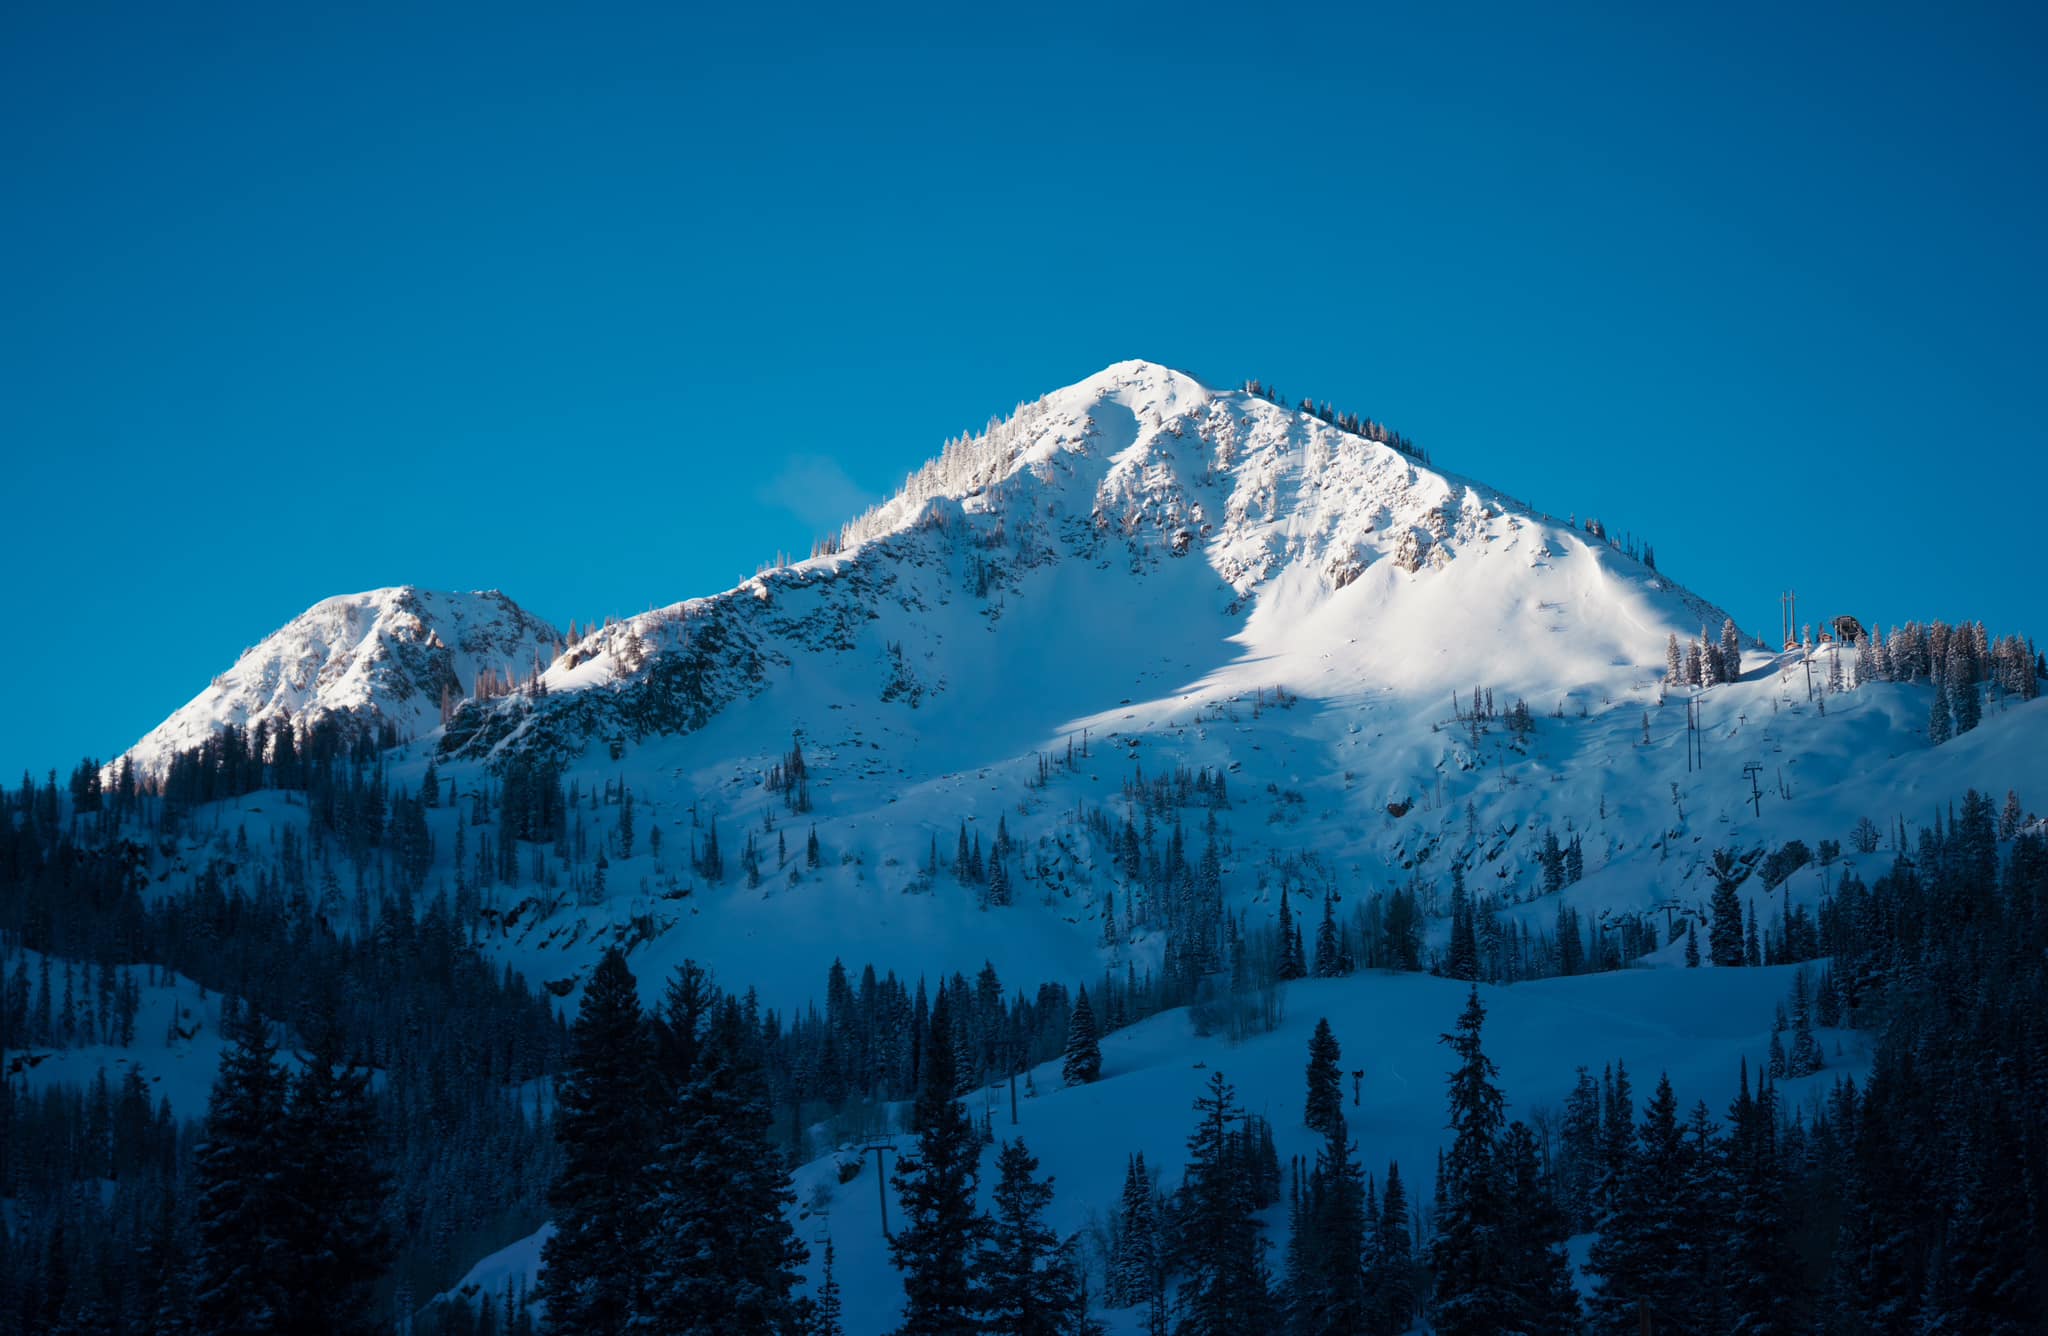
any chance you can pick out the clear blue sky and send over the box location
[4,2,2043,780]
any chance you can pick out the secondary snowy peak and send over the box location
[127,587,559,776]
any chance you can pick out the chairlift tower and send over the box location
[860,1138,899,1241]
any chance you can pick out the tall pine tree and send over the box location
[538,947,655,1336]
[891,986,985,1335]
[193,1005,292,1336]
[975,1139,1086,1336]
[279,1020,394,1335]
[1172,1072,1273,1335]
[642,988,809,1334]
[1303,1018,1343,1134]
[1062,987,1101,1087]
[1428,988,1516,1336]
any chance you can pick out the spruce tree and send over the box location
[193,1006,292,1335]
[1313,895,1344,978]
[1172,1072,1273,1335]
[1787,970,1824,1078]
[1558,1068,1603,1233]
[1367,1161,1416,1336]
[1498,1120,1582,1331]
[1709,850,1746,966]
[891,987,985,1334]
[538,947,655,1336]
[1062,987,1102,1086]
[975,1139,1085,1336]
[1294,1119,1370,1335]
[1114,1154,1160,1316]
[1275,890,1306,981]
[1724,1070,1801,1334]
[1929,670,1954,743]
[1446,866,1479,983]
[1587,1072,1687,1334]
[642,993,809,1334]
[1428,988,1515,1335]
[280,1022,394,1335]
[1303,1018,1343,1134]
[812,1237,845,1336]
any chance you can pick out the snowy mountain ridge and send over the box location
[437,358,1731,767]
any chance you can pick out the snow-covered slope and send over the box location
[126,586,559,776]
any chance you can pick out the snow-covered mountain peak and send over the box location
[436,361,1735,777]
[125,586,559,776]
[1041,358,1214,421]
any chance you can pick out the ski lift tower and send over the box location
[861,1136,899,1241]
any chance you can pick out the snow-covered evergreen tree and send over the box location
[1062,987,1101,1087]
[1111,1153,1158,1311]
[1709,851,1746,966]
[812,1237,845,1336]
[974,1139,1086,1336]
[1313,894,1345,978]
[1446,865,1479,983]
[1303,1018,1344,1134]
